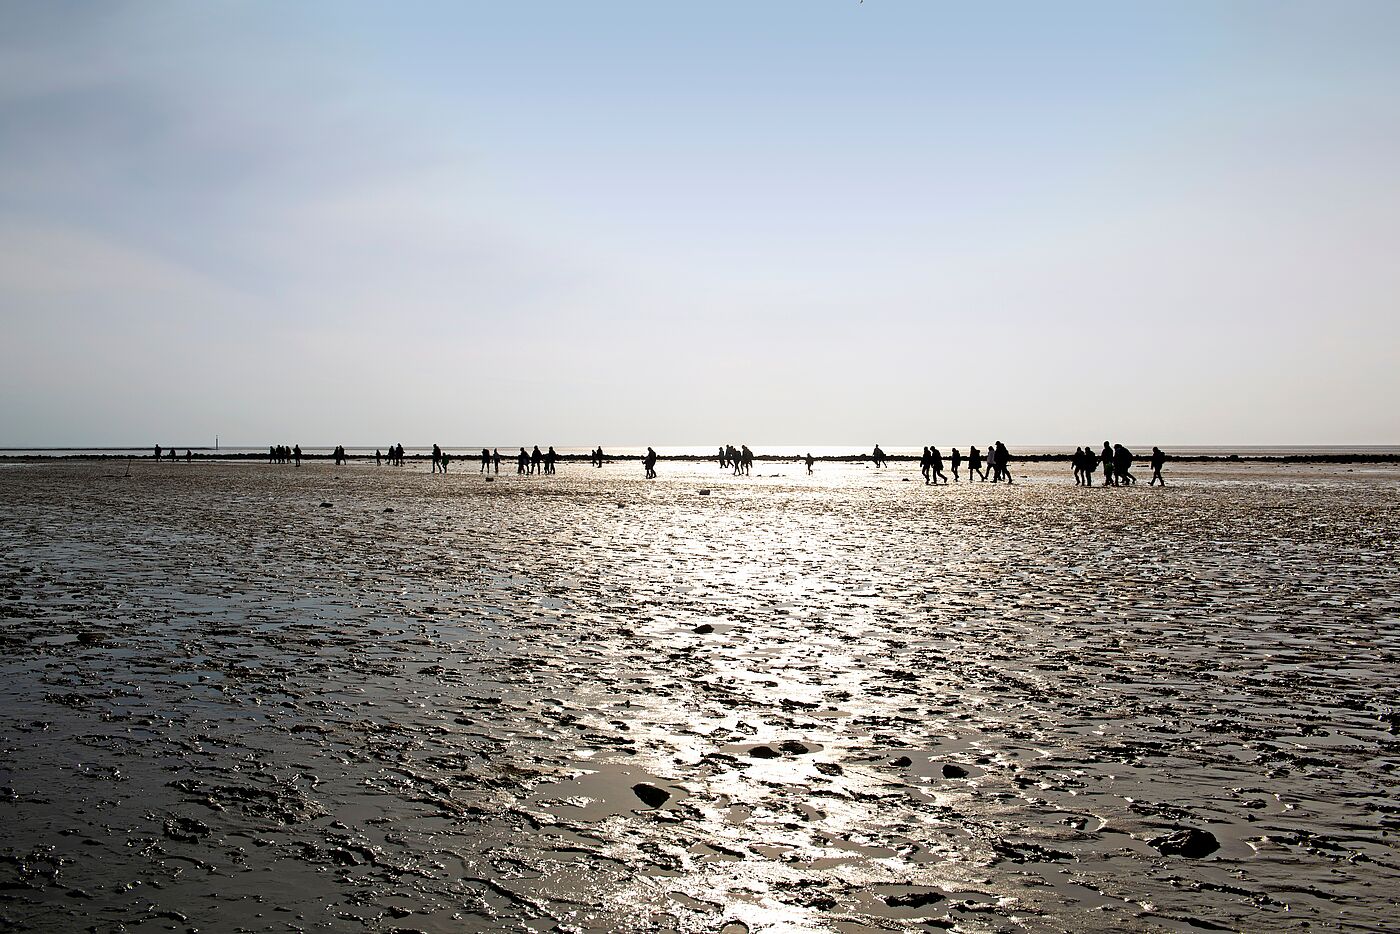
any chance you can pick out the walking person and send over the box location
[1149,446,1167,486]
[931,446,948,484]
[1114,444,1138,485]
[644,446,658,479]
[805,452,815,474]
[968,445,984,481]
[950,448,962,482]
[1101,442,1116,487]
[920,446,932,484]
[995,442,1012,484]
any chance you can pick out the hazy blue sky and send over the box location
[2,1,1397,446]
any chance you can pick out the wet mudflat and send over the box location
[1,459,1397,933]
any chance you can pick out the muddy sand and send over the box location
[1,459,1397,932]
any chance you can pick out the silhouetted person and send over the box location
[545,446,558,474]
[718,446,728,469]
[517,448,529,474]
[740,445,753,475]
[1081,444,1097,486]
[154,444,162,459]
[1101,442,1115,487]
[872,444,887,468]
[440,450,451,473]
[375,448,382,466]
[805,452,815,474]
[168,447,176,461]
[431,444,442,473]
[530,446,542,475]
[920,446,932,483]
[931,446,947,484]
[729,445,741,476]
[1072,447,1085,485]
[968,445,984,480]
[950,448,962,482]
[644,446,658,479]
[480,448,490,472]
[184,449,191,463]
[492,448,501,473]
[1114,444,1137,485]
[293,444,301,467]
[1150,446,1167,486]
[995,442,1011,483]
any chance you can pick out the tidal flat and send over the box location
[1,459,1397,932]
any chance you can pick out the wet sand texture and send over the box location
[1,460,1398,932]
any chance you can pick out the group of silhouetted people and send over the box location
[1068,442,1164,486]
[512,445,560,475]
[912,442,1011,482]
[174,439,1172,486]
[267,444,301,466]
[719,444,754,475]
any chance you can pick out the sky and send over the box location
[2,1,1398,447]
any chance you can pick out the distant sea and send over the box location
[2,445,1397,458]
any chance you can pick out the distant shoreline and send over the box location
[3,452,1398,465]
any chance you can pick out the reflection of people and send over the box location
[644,446,658,479]
[1150,446,1167,486]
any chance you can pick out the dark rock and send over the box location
[884,889,945,908]
[890,756,913,767]
[778,740,811,755]
[942,764,968,778]
[693,624,715,634]
[382,507,394,512]
[1149,827,1219,858]
[631,782,670,808]
[698,489,712,495]
[319,502,332,508]
[748,745,779,759]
